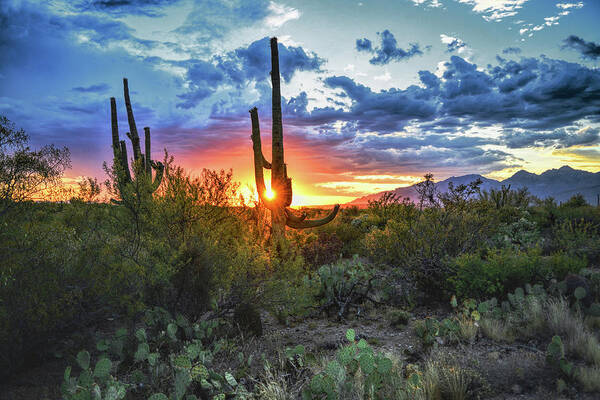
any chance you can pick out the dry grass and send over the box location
[577,366,600,392]
[519,295,546,337]
[254,368,293,400]
[480,318,515,343]
[544,297,600,366]
[571,331,600,367]
[545,298,583,342]
[417,351,483,400]
[458,316,478,343]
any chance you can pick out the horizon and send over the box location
[1,1,600,206]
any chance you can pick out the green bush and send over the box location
[364,179,495,294]
[449,248,585,299]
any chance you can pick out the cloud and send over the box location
[282,54,600,152]
[72,0,181,16]
[265,2,300,28]
[174,0,270,38]
[502,127,600,149]
[176,37,324,109]
[502,47,521,54]
[409,0,442,7]
[71,83,110,93]
[457,0,529,21]
[440,34,470,56]
[556,2,584,10]
[355,30,425,65]
[562,35,600,60]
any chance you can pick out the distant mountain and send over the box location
[348,166,600,205]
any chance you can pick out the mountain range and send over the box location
[348,166,600,206]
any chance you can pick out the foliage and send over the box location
[0,115,71,215]
[387,309,411,329]
[364,176,494,295]
[300,231,344,270]
[449,248,585,299]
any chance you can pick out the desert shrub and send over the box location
[364,176,495,295]
[489,216,540,250]
[580,268,600,302]
[300,231,344,269]
[551,218,600,264]
[449,248,585,299]
[310,207,369,257]
[0,202,136,378]
[387,309,411,329]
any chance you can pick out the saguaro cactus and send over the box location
[251,37,339,237]
[110,78,164,200]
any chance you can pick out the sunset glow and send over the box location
[264,187,275,200]
[1,1,599,206]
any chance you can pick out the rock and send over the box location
[487,351,500,360]
[511,384,522,394]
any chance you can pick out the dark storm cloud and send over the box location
[562,35,600,60]
[341,140,516,175]
[275,54,600,163]
[72,83,110,93]
[502,128,600,149]
[174,0,270,38]
[502,47,522,55]
[72,0,181,16]
[176,37,324,109]
[355,30,425,65]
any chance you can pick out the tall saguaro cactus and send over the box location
[110,78,164,200]
[251,37,340,237]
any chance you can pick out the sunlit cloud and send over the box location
[265,2,300,28]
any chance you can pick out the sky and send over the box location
[1,0,599,205]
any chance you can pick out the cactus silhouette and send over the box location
[250,37,339,237]
[110,78,164,201]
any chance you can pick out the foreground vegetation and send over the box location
[2,114,600,399]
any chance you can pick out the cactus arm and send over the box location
[285,208,307,223]
[119,140,132,183]
[250,107,276,209]
[149,160,164,192]
[144,127,151,175]
[123,78,142,161]
[286,204,340,229]
[262,154,272,169]
[110,97,120,160]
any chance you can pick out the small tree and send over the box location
[0,116,70,216]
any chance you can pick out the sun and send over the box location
[265,187,275,200]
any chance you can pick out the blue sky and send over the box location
[1,0,599,204]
